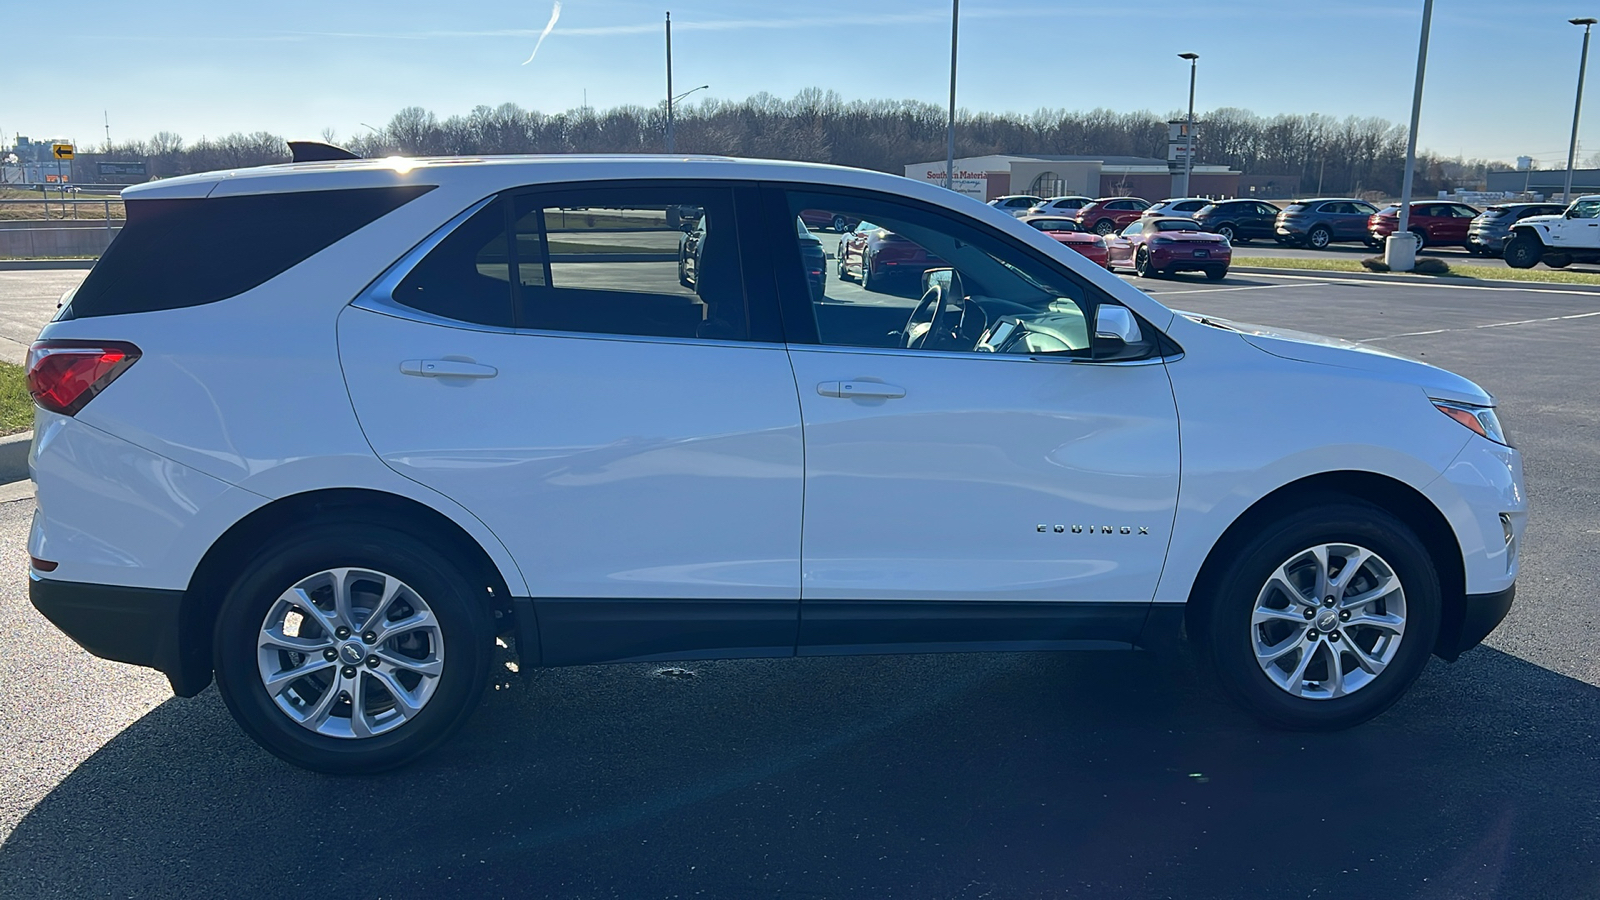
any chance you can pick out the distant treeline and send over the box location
[96,90,1502,196]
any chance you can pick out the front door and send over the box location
[769,187,1180,653]
[338,183,805,665]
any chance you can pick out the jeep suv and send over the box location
[1503,196,1600,268]
[28,155,1525,772]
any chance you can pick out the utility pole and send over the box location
[103,111,110,152]
[1564,18,1597,204]
[665,12,675,154]
[1388,0,1433,272]
[1178,53,1198,197]
[945,0,958,190]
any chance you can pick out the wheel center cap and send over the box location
[1315,609,1340,633]
[339,641,366,665]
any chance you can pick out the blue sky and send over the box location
[8,0,1597,166]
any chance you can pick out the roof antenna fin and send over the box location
[287,140,362,163]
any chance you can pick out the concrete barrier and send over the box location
[0,430,32,485]
[0,227,118,259]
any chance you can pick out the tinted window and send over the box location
[1107,200,1136,211]
[69,185,433,319]
[785,191,1103,357]
[1353,202,1379,215]
[514,188,748,340]
[392,197,516,327]
[1154,219,1201,231]
[1318,202,1351,215]
[1030,219,1082,233]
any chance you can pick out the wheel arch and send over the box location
[171,488,519,698]
[1181,470,1467,661]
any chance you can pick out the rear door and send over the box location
[765,186,1180,653]
[338,181,805,665]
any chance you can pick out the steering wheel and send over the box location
[900,284,947,349]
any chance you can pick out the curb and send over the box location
[0,431,32,484]
[1228,265,1600,293]
[0,259,97,271]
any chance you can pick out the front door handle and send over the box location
[401,359,499,378]
[817,380,906,399]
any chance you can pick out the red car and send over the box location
[1367,201,1480,250]
[799,208,861,233]
[1020,215,1110,268]
[836,220,948,291]
[1072,197,1152,236]
[1106,216,1231,280]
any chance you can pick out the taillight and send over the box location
[26,340,141,416]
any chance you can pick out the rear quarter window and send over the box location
[67,185,434,319]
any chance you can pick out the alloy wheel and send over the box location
[256,567,445,739]
[1251,543,1406,700]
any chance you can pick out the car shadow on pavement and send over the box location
[1,646,1595,899]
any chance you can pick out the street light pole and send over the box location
[945,0,958,190]
[1389,0,1433,272]
[1564,18,1597,204]
[1178,53,1198,197]
[665,11,675,154]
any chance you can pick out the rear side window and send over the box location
[69,186,433,319]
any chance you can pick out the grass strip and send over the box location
[0,362,33,437]
[1232,256,1600,286]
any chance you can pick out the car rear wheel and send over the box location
[1409,228,1427,251]
[861,252,878,291]
[1307,226,1332,250]
[1094,219,1117,236]
[1205,266,1227,281]
[832,214,848,233]
[1216,224,1236,243]
[1544,253,1573,269]
[1503,235,1543,269]
[1134,247,1158,278]
[214,521,494,773]
[1199,501,1440,731]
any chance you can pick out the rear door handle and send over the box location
[401,359,499,378]
[817,380,906,399]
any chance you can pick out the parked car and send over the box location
[1193,199,1283,244]
[797,216,827,300]
[1027,196,1095,217]
[1367,202,1480,251]
[837,220,948,291]
[799,208,860,233]
[1141,197,1212,219]
[1106,216,1232,279]
[1503,195,1600,268]
[29,155,1524,772]
[988,195,1045,217]
[1466,203,1567,257]
[1274,198,1383,249]
[1019,214,1110,268]
[1073,197,1153,235]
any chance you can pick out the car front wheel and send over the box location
[1503,235,1543,269]
[1200,501,1440,731]
[1307,226,1333,250]
[214,521,494,773]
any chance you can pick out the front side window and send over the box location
[1353,202,1379,215]
[1571,200,1600,219]
[788,191,1116,358]
[1120,222,1144,237]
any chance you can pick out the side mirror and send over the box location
[1094,304,1143,351]
[921,267,955,295]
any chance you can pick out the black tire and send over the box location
[1205,266,1228,281]
[1364,238,1382,251]
[1544,253,1573,269]
[1409,228,1427,251]
[1307,225,1333,250]
[1134,247,1158,278]
[214,521,494,774]
[1503,234,1543,269]
[1216,224,1237,243]
[860,252,878,291]
[677,257,692,288]
[1198,500,1441,732]
[1094,219,1118,236]
[832,214,848,233]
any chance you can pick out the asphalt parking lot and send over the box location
[1,268,1598,898]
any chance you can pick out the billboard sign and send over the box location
[1167,121,1199,162]
[920,168,988,200]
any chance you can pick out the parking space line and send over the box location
[1234,270,1600,298]
[1362,310,1600,341]
[1137,281,1330,296]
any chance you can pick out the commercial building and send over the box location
[1485,167,1600,200]
[904,154,1242,202]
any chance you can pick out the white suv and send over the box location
[1503,195,1600,269]
[27,155,1525,772]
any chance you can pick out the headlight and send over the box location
[1433,399,1509,445]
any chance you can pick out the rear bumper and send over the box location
[29,574,210,696]
[1438,584,1516,661]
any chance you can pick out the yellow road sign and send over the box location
[52,144,74,160]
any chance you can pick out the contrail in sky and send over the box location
[521,1,562,64]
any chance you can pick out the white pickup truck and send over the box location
[1503,196,1600,268]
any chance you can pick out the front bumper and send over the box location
[29,575,210,696]
[1439,584,1516,661]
